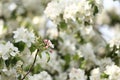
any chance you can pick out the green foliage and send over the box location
[29,44,37,53]
[74,32,86,44]
[46,52,50,62]
[5,57,21,68]
[0,58,4,69]
[33,64,43,74]
[30,37,51,62]
[79,58,86,69]
[89,0,99,15]
[58,21,67,30]
[93,5,99,15]
[34,37,46,51]
[73,54,80,61]
[14,41,25,52]
[108,12,120,25]
[101,73,109,79]
[64,54,71,70]
[38,51,42,58]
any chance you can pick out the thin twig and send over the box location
[21,49,39,80]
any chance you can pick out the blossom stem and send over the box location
[21,49,39,80]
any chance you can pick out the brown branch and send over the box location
[21,49,39,80]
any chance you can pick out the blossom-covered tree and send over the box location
[0,0,120,80]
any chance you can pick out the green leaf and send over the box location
[0,58,4,69]
[10,10,17,19]
[46,52,50,62]
[58,21,67,30]
[14,41,25,52]
[64,54,70,65]
[38,52,42,58]
[63,54,71,70]
[89,0,94,6]
[29,44,36,53]
[73,54,80,61]
[101,73,109,78]
[79,58,86,69]
[33,64,42,74]
[5,57,21,68]
[11,57,21,66]
[80,60,86,69]
[93,5,98,15]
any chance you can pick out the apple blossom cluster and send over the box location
[34,51,65,74]
[69,68,87,80]
[0,27,54,80]
[0,41,19,60]
[44,0,101,24]
[44,39,54,48]
[28,71,52,80]
[1,67,18,80]
[13,27,35,47]
[90,64,120,80]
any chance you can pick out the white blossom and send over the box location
[0,41,19,60]
[8,3,17,11]
[46,20,58,39]
[13,27,35,47]
[59,32,77,55]
[69,68,87,80]
[44,1,63,23]
[37,51,65,74]
[44,0,93,24]
[81,43,97,64]
[97,58,114,71]
[1,67,18,80]
[28,71,52,80]
[104,64,120,80]
[90,68,101,80]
